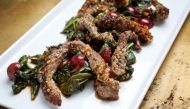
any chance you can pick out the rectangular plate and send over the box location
[0,0,190,109]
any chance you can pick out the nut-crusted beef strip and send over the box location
[111,31,137,76]
[94,79,119,100]
[37,44,69,106]
[109,0,169,21]
[68,41,119,100]
[78,0,116,17]
[105,0,129,6]
[152,0,169,21]
[77,13,114,41]
[96,12,153,43]
[113,0,169,21]
[129,0,169,21]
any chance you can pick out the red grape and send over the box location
[108,12,118,18]
[138,18,154,29]
[100,47,111,63]
[7,62,21,81]
[70,54,85,73]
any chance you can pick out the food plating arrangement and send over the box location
[6,0,169,106]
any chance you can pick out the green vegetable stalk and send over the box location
[53,70,71,85]
[30,78,40,100]
[62,17,85,40]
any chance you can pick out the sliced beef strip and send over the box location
[77,13,114,41]
[78,0,116,17]
[96,12,153,43]
[111,31,137,76]
[130,0,169,21]
[152,0,169,21]
[103,0,169,21]
[37,44,69,106]
[94,79,119,100]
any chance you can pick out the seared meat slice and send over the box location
[94,79,119,100]
[68,41,120,100]
[152,0,169,21]
[111,31,137,76]
[111,32,128,76]
[126,0,169,21]
[127,31,141,51]
[78,0,116,17]
[37,44,69,106]
[109,0,169,21]
[77,13,114,41]
[96,12,153,43]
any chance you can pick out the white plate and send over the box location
[0,0,189,109]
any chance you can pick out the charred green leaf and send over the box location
[12,73,28,94]
[63,17,85,40]
[116,65,134,81]
[127,51,136,65]
[53,70,71,85]
[59,73,92,95]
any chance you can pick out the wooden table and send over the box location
[0,0,189,109]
